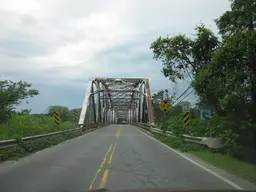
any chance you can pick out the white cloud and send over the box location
[0,0,231,112]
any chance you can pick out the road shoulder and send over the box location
[136,127,256,190]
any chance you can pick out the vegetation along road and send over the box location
[1,124,254,192]
[0,0,256,191]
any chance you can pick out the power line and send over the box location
[172,85,192,105]
[185,67,193,81]
[186,94,197,101]
[178,89,195,103]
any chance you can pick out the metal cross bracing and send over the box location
[78,78,155,128]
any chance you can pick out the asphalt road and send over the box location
[0,124,238,192]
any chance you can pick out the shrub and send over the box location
[0,114,74,140]
[0,131,81,161]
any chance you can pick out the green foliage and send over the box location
[215,0,256,37]
[0,131,80,161]
[0,114,73,140]
[47,105,70,122]
[0,78,81,161]
[152,89,176,123]
[152,89,174,105]
[153,103,243,156]
[153,133,205,152]
[193,30,256,116]
[165,113,183,135]
[68,108,81,122]
[0,80,39,123]
[151,0,256,162]
[19,109,32,115]
[219,129,240,156]
[150,24,219,82]
[191,151,256,183]
[192,1,256,157]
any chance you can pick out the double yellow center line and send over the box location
[88,126,121,189]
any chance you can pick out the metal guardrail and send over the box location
[135,123,224,149]
[0,122,111,150]
[0,128,82,150]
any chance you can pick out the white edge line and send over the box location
[136,128,243,190]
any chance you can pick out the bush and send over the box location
[0,131,81,161]
[157,111,242,156]
[153,133,206,152]
[0,114,74,140]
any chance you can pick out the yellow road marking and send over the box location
[108,142,116,164]
[88,168,101,189]
[100,144,112,168]
[88,144,112,189]
[115,128,120,137]
[100,169,109,188]
[110,126,120,163]
[115,126,121,138]
[89,126,121,189]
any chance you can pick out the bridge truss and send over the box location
[78,78,155,127]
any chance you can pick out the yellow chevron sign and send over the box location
[183,112,190,127]
[74,110,78,121]
[53,112,60,126]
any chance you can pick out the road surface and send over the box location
[0,124,237,192]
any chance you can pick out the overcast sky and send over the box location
[0,0,231,113]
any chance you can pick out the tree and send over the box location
[150,0,256,157]
[0,80,39,122]
[47,105,70,122]
[152,89,173,105]
[192,0,256,150]
[150,24,219,82]
[217,0,256,104]
[151,0,256,125]
[152,89,175,123]
[20,109,32,115]
[193,0,256,118]
[215,0,256,38]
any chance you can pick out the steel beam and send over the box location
[139,83,143,123]
[145,79,155,125]
[97,85,101,123]
[104,89,138,92]
[91,83,97,123]
[80,77,154,126]
[95,78,144,82]
[142,85,146,123]
[79,80,93,126]
[100,97,140,100]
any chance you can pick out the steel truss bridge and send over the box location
[78,78,155,127]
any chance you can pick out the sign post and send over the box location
[159,100,172,134]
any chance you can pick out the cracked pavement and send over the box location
[0,124,237,192]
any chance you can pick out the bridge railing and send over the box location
[0,123,109,150]
[133,123,224,149]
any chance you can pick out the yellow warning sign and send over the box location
[53,112,60,126]
[74,110,78,121]
[159,100,172,112]
[184,112,190,127]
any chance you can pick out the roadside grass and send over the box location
[153,132,256,183]
[0,114,75,140]
[0,131,81,162]
[0,114,86,162]
[191,151,256,183]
